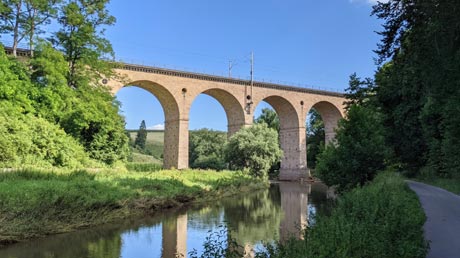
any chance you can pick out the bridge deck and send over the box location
[4,46,343,97]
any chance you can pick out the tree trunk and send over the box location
[29,8,37,57]
[12,1,22,57]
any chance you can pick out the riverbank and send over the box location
[254,171,428,258]
[0,168,267,246]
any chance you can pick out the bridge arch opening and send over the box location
[308,101,343,145]
[189,88,246,136]
[305,101,342,169]
[253,96,305,180]
[115,80,181,169]
[188,88,245,170]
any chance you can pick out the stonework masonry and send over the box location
[108,63,346,181]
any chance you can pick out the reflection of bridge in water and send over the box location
[161,182,320,258]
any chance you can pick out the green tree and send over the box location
[134,120,147,150]
[28,42,129,165]
[29,41,76,123]
[344,73,374,110]
[316,104,389,192]
[0,44,36,113]
[372,0,460,178]
[254,108,281,176]
[0,0,23,56]
[22,0,60,56]
[225,123,282,178]
[306,108,324,169]
[254,108,279,132]
[59,85,129,165]
[189,129,227,170]
[52,0,116,88]
[41,0,129,165]
[0,0,57,56]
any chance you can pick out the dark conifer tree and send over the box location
[134,120,147,150]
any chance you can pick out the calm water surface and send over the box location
[0,182,333,258]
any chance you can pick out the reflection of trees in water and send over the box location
[223,186,282,245]
[309,182,335,218]
[187,206,225,230]
[87,236,122,258]
[0,214,172,258]
[0,226,123,258]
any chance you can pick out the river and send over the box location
[0,181,333,258]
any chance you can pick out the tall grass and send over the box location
[254,172,428,258]
[125,162,162,172]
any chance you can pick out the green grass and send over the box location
[0,168,266,245]
[125,162,162,172]
[255,171,428,258]
[416,177,460,195]
[130,152,162,164]
[129,131,164,161]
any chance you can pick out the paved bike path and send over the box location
[407,181,460,258]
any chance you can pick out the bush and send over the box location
[316,105,389,192]
[224,123,282,178]
[0,104,93,168]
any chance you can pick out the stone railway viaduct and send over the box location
[109,64,346,181]
[5,46,346,180]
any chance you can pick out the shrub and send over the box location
[0,104,93,168]
[224,124,282,178]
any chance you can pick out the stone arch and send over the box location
[115,80,184,169]
[254,96,307,180]
[261,96,300,130]
[189,88,246,136]
[309,101,343,144]
[120,80,180,121]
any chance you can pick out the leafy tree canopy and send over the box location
[372,0,460,177]
[255,108,279,132]
[189,129,227,170]
[225,123,282,178]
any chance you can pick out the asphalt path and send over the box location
[407,180,460,258]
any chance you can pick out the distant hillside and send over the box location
[128,131,164,164]
[127,130,227,165]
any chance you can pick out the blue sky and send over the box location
[108,0,384,130]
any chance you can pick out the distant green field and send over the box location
[128,131,164,164]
